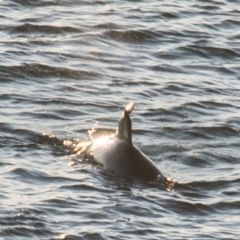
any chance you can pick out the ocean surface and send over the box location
[1,0,240,239]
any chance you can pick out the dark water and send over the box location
[1,0,240,239]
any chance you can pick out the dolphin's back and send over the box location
[87,137,161,181]
[85,102,163,181]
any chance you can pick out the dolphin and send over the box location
[85,103,164,181]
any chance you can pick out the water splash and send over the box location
[88,121,98,141]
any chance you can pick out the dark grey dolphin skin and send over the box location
[86,103,164,181]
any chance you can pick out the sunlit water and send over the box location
[1,0,240,239]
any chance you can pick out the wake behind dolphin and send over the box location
[83,103,166,181]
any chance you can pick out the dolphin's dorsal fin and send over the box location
[116,102,135,146]
[125,102,134,114]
